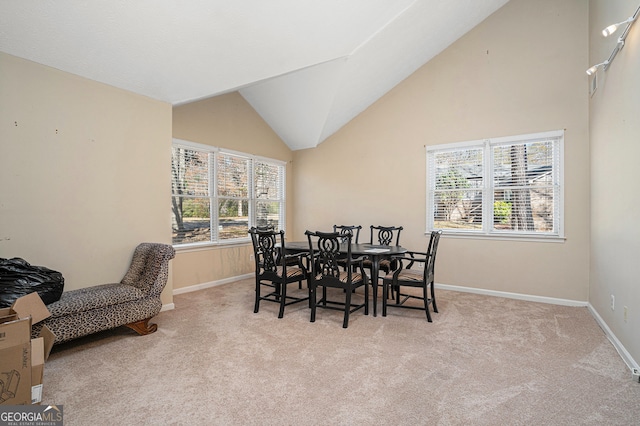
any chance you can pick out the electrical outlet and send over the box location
[611,294,615,311]
[632,368,640,382]
[249,254,254,261]
[624,306,628,323]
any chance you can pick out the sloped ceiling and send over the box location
[0,0,509,150]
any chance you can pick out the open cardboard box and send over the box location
[0,292,55,405]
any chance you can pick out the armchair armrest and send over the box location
[390,251,430,270]
[350,255,367,264]
[281,252,309,271]
[349,256,369,285]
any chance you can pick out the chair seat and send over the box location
[363,258,392,271]
[315,271,364,284]
[276,265,306,280]
[47,283,145,317]
[384,268,422,283]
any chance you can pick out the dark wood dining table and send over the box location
[282,241,407,317]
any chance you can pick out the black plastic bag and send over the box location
[0,258,64,308]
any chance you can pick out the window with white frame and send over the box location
[426,130,563,238]
[171,139,286,246]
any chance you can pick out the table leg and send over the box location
[371,255,379,317]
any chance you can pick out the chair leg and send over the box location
[430,280,438,313]
[310,285,317,323]
[274,283,281,301]
[382,280,388,317]
[364,281,369,316]
[278,282,287,319]
[125,318,157,335]
[254,280,261,313]
[423,285,432,322]
[343,288,352,328]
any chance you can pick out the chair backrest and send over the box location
[248,227,285,275]
[120,243,176,296]
[306,230,353,284]
[425,230,442,283]
[369,225,403,246]
[333,225,362,244]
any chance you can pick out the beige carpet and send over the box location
[42,279,640,425]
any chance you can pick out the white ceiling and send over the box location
[0,0,509,150]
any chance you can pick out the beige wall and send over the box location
[172,93,294,290]
[0,52,174,303]
[293,0,590,301]
[589,1,640,364]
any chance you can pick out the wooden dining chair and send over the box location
[305,230,369,328]
[248,227,309,318]
[333,225,362,243]
[333,225,362,271]
[381,230,442,321]
[363,225,403,284]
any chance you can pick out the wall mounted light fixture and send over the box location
[586,61,609,76]
[602,17,635,37]
[586,5,640,76]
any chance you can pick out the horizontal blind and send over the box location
[491,137,558,233]
[171,146,212,245]
[432,147,484,230]
[426,130,562,237]
[171,147,210,197]
[172,139,288,245]
[254,159,285,230]
[254,160,283,200]
[217,152,249,198]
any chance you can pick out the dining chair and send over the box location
[248,227,309,318]
[363,225,404,283]
[333,225,362,271]
[369,225,403,246]
[381,230,442,322]
[333,225,362,243]
[305,230,369,328]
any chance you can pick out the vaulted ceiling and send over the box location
[0,0,509,150]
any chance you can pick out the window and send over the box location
[171,139,286,246]
[426,130,563,239]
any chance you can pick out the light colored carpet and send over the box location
[42,279,640,425]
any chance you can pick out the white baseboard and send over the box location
[435,282,638,373]
[587,304,639,372]
[435,283,588,307]
[172,273,254,295]
[160,303,175,312]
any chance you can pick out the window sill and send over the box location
[429,231,566,243]
[173,239,251,253]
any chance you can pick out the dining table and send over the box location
[282,241,407,317]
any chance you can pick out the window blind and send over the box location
[426,130,563,238]
[171,140,287,246]
[432,147,484,230]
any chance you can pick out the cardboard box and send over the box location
[0,292,55,405]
